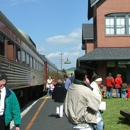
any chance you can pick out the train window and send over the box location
[38,63,40,71]
[7,41,14,61]
[37,62,39,70]
[0,34,4,56]
[33,58,36,69]
[38,62,39,70]
[22,51,26,64]
[38,62,40,71]
[39,63,44,71]
[16,46,21,62]
[26,54,30,66]
[37,61,39,70]
[30,56,32,68]
[35,60,38,70]
[42,64,44,71]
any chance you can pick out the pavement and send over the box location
[11,96,72,130]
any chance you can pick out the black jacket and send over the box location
[52,83,67,103]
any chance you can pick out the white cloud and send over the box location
[72,44,82,51]
[46,50,83,70]
[46,28,82,45]
[37,28,84,70]
[37,46,45,52]
[47,52,61,58]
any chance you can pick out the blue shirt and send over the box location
[70,76,75,83]
[65,78,71,90]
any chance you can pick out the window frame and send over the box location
[105,14,130,35]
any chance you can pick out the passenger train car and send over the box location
[0,11,64,102]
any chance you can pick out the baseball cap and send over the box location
[0,71,7,81]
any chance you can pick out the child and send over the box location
[121,83,127,99]
[126,85,130,101]
[49,79,56,95]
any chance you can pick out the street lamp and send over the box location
[64,58,71,64]
[64,50,79,65]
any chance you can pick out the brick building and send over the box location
[78,0,130,85]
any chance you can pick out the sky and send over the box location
[0,0,92,70]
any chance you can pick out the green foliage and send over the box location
[102,98,130,130]
[62,69,66,74]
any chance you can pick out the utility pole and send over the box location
[59,51,64,70]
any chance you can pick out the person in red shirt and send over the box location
[115,74,123,98]
[126,86,130,101]
[105,73,115,98]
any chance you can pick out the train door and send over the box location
[7,41,14,61]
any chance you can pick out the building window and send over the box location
[105,14,130,35]
[129,17,130,34]
[107,61,116,67]
[116,17,125,34]
[106,17,114,35]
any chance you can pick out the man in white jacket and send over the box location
[65,67,101,130]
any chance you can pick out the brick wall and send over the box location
[95,0,130,47]
[86,40,94,53]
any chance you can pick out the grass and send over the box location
[102,97,130,130]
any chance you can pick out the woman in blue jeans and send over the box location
[115,74,122,98]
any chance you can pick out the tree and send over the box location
[62,69,66,74]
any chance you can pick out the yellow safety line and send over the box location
[25,97,49,130]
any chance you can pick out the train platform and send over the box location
[11,95,72,130]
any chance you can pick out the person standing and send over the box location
[52,79,67,118]
[105,73,115,98]
[69,73,75,83]
[121,83,127,99]
[65,66,101,130]
[49,79,56,95]
[64,75,71,90]
[46,76,53,96]
[115,74,122,98]
[90,75,104,130]
[0,71,21,130]
[126,85,130,101]
[91,71,97,82]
